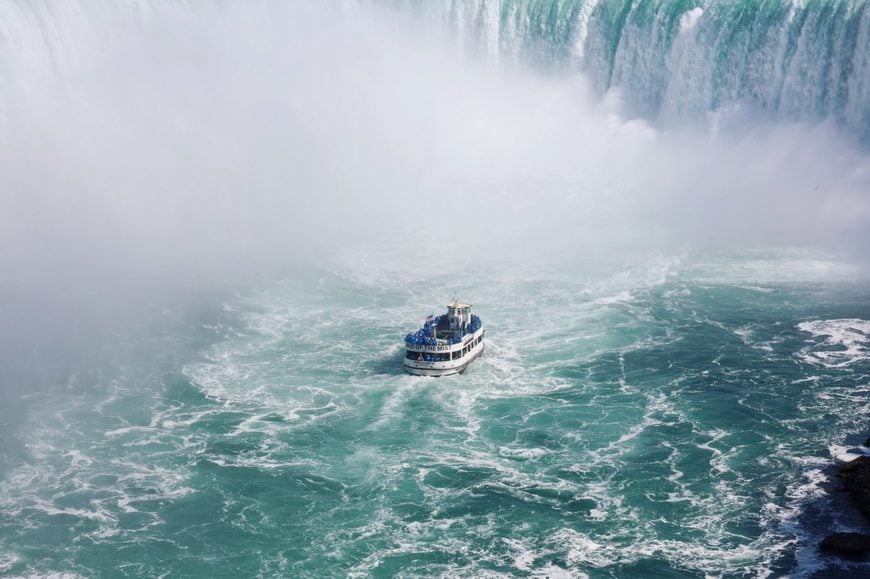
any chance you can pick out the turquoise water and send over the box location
[2,1,870,577]
[2,246,869,577]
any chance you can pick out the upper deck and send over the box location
[404,301,483,353]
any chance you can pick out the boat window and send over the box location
[407,350,452,362]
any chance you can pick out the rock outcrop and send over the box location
[821,532,870,556]
[838,455,870,521]
[821,455,870,556]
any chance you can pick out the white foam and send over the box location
[0,553,20,573]
[792,376,820,385]
[593,290,634,306]
[29,497,118,525]
[104,425,158,438]
[504,537,536,571]
[204,456,322,471]
[548,528,606,567]
[785,467,828,502]
[733,324,778,352]
[64,449,93,468]
[797,318,870,367]
[830,443,870,463]
[497,446,550,460]
[533,564,588,579]
[739,285,776,293]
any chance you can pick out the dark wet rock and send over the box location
[821,532,870,555]
[864,437,870,447]
[838,455,870,521]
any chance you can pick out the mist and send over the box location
[1,1,869,406]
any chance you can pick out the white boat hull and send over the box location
[403,329,485,377]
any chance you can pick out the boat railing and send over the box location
[405,313,483,346]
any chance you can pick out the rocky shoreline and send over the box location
[820,454,870,556]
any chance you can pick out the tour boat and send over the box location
[403,299,484,377]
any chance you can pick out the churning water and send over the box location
[2,1,870,577]
[2,245,870,577]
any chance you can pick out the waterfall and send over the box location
[392,0,870,138]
